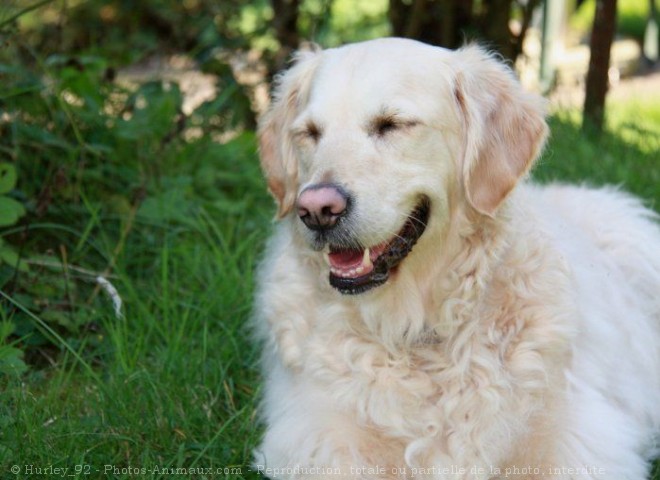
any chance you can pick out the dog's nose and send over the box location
[297,184,348,231]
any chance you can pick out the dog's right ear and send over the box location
[452,46,548,217]
[258,49,321,219]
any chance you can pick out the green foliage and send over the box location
[0,23,260,369]
[0,164,26,267]
[1,6,271,468]
[0,320,28,375]
[0,158,29,375]
[327,0,390,45]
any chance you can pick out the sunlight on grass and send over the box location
[608,95,660,155]
[537,93,660,211]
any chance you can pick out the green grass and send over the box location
[0,140,271,479]
[535,101,660,210]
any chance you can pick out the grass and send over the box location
[0,139,271,478]
[1,50,659,480]
[535,102,660,209]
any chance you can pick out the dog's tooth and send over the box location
[323,251,331,266]
[349,269,356,276]
[356,266,364,274]
[362,248,372,268]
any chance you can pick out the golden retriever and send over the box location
[253,38,660,479]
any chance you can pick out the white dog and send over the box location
[253,38,660,479]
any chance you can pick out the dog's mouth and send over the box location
[323,197,430,295]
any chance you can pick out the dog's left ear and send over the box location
[453,46,548,217]
[258,49,321,219]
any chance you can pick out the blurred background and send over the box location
[0,1,658,478]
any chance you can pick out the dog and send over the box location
[252,38,660,479]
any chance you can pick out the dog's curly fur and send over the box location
[253,38,660,479]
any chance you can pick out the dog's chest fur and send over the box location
[260,216,575,466]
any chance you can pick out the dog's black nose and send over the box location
[297,184,349,231]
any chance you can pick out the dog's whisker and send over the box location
[390,211,429,231]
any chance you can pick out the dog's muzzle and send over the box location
[296,183,430,294]
[323,197,430,295]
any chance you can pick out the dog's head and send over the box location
[259,38,547,295]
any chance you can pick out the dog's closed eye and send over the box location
[371,115,420,137]
[374,116,398,136]
[304,121,322,142]
[292,121,322,143]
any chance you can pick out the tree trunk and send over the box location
[271,0,301,73]
[482,0,515,60]
[404,0,429,38]
[583,0,618,133]
[389,0,410,37]
[386,0,539,63]
[416,0,473,49]
[433,0,457,47]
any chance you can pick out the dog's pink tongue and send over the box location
[326,244,388,279]
[328,249,363,269]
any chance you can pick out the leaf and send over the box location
[0,345,28,375]
[138,190,196,225]
[0,321,15,342]
[40,311,75,331]
[0,244,28,272]
[0,163,17,194]
[0,196,26,227]
[15,122,74,150]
